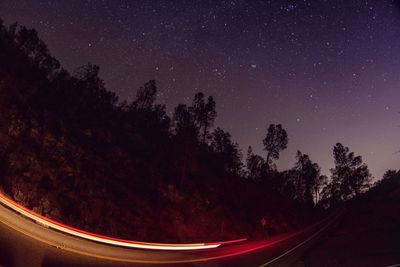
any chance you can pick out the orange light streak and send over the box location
[0,192,221,250]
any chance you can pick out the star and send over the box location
[0,0,397,179]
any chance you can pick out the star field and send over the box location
[1,0,400,178]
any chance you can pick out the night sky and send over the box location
[1,0,399,179]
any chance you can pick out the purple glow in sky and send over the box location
[1,0,399,179]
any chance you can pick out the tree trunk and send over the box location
[202,124,207,143]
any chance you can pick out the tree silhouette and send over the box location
[211,127,242,174]
[291,151,323,205]
[382,169,397,180]
[128,80,170,141]
[262,124,288,170]
[172,104,198,186]
[329,143,372,203]
[132,80,157,110]
[74,63,118,109]
[245,146,265,180]
[173,104,197,138]
[16,25,60,74]
[313,174,327,204]
[190,92,217,143]
[72,63,118,129]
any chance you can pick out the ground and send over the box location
[293,177,400,266]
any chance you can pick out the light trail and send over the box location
[207,238,247,245]
[0,192,245,251]
[0,196,340,265]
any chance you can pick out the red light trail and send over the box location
[0,192,245,251]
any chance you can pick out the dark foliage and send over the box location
[0,20,367,242]
[320,143,372,208]
[263,124,288,170]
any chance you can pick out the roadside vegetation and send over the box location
[0,20,379,242]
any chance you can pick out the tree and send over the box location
[132,80,157,110]
[172,104,198,186]
[127,80,170,140]
[74,63,118,108]
[374,169,398,187]
[262,124,288,170]
[190,92,217,143]
[319,179,341,209]
[72,63,118,128]
[284,151,322,205]
[173,104,197,139]
[329,143,372,203]
[15,25,60,74]
[295,151,319,204]
[382,169,397,180]
[246,146,265,180]
[313,174,328,204]
[211,128,242,174]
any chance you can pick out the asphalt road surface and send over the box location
[0,201,342,267]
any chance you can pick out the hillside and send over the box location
[0,20,319,243]
[297,172,400,266]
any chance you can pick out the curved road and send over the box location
[0,197,342,267]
